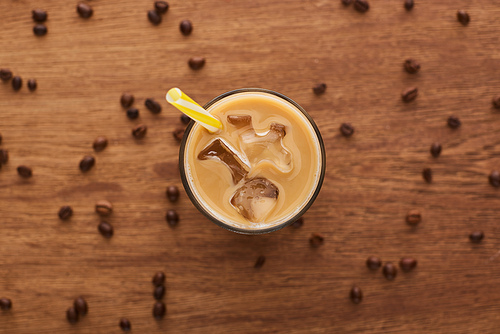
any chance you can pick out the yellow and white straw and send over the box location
[166,88,222,133]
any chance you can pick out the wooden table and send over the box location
[1,0,499,332]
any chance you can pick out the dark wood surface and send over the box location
[1,0,500,333]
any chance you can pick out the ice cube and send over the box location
[230,178,279,222]
[198,139,249,184]
[227,115,252,128]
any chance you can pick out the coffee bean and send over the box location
[79,155,95,172]
[155,1,169,14]
[406,209,421,225]
[383,262,397,280]
[341,0,353,6]
[422,168,432,183]
[309,233,324,247]
[120,93,134,108]
[173,127,185,142]
[73,297,88,315]
[166,186,180,202]
[126,108,139,119]
[353,0,369,13]
[180,20,193,36]
[12,76,22,91]
[93,136,108,152]
[404,0,414,10]
[152,272,165,286]
[0,69,12,81]
[77,3,93,19]
[399,257,417,272]
[291,217,304,228]
[430,142,442,158]
[95,200,113,216]
[119,318,131,331]
[17,165,32,178]
[153,302,166,319]
[366,256,381,270]
[0,298,12,310]
[254,255,266,269]
[402,87,418,102]
[27,79,37,91]
[0,149,9,164]
[66,306,79,323]
[469,231,484,243]
[489,170,500,187]
[312,83,327,95]
[404,58,420,74]
[447,116,461,129]
[457,10,470,26]
[148,10,162,25]
[350,286,363,304]
[166,210,179,227]
[188,57,206,70]
[58,206,73,220]
[180,114,190,124]
[0,133,2,144]
[132,124,147,139]
[32,9,48,22]
[154,285,165,300]
[145,98,162,114]
[493,95,500,109]
[33,24,47,36]
[98,221,114,238]
[340,123,354,137]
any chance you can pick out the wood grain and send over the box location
[1,0,500,333]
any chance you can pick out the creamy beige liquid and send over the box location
[184,92,322,230]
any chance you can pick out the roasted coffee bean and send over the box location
[341,0,353,6]
[457,10,470,26]
[154,285,165,300]
[309,233,324,247]
[153,302,166,319]
[254,255,266,269]
[148,10,162,25]
[145,98,162,114]
[353,0,369,12]
[166,186,180,202]
[17,165,32,178]
[350,286,363,304]
[98,221,114,238]
[430,142,442,158]
[27,79,37,91]
[77,3,93,19]
[340,123,354,137]
[406,210,421,225]
[188,57,206,70]
[402,87,418,102]
[0,69,12,81]
[489,170,500,187]
[120,93,134,108]
[180,20,193,35]
[312,83,327,95]
[93,136,108,152]
[0,133,2,145]
[291,217,304,228]
[0,149,9,164]
[166,210,179,227]
[469,231,484,243]
[32,9,48,22]
[404,58,420,74]
[79,155,95,172]
[132,124,147,139]
[155,1,169,14]
[152,272,165,286]
[383,262,397,280]
[12,76,22,91]
[66,306,79,323]
[399,257,417,272]
[0,298,12,310]
[422,168,432,183]
[74,297,88,315]
[366,256,381,270]
[180,114,190,124]
[119,318,131,331]
[493,95,500,109]
[95,200,113,216]
[58,206,73,220]
[126,108,139,119]
[404,0,414,10]
[173,127,185,142]
[447,116,461,129]
[33,24,47,36]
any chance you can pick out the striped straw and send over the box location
[166,88,222,133]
